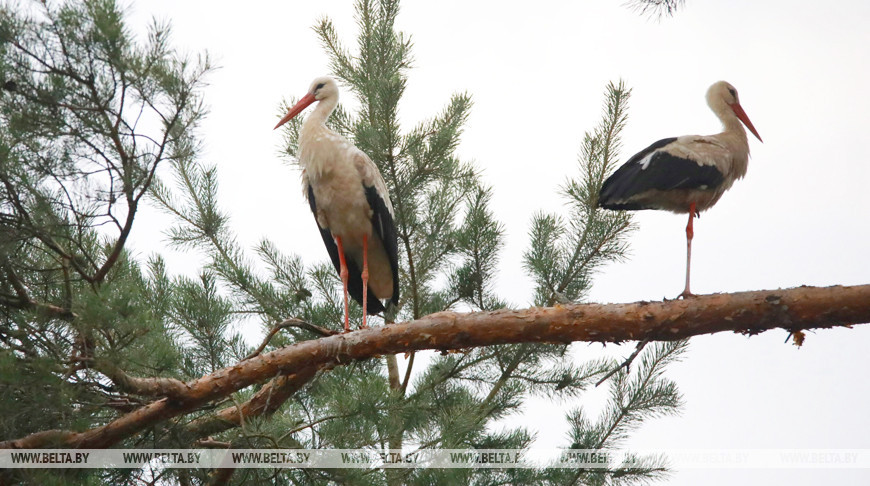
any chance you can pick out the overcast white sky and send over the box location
[126,1,870,483]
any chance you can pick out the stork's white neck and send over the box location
[298,94,347,178]
[707,101,751,181]
[302,95,338,133]
[712,103,748,142]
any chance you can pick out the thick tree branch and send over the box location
[399,352,415,394]
[0,291,76,320]
[386,354,401,391]
[91,199,137,284]
[92,360,189,398]
[2,284,869,449]
[176,363,331,443]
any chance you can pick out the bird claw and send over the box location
[676,290,697,299]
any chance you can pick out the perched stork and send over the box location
[598,81,762,298]
[274,76,399,331]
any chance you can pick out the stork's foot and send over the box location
[676,289,697,299]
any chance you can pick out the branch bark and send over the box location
[92,360,189,398]
[0,292,76,320]
[243,318,338,361]
[176,363,332,443]
[3,284,869,450]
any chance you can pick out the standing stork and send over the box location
[598,81,762,298]
[274,76,399,331]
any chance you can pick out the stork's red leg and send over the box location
[361,234,369,329]
[679,202,697,299]
[334,236,350,332]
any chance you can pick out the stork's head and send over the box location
[309,76,339,102]
[706,81,762,142]
[274,76,339,130]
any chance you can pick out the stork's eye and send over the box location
[727,87,737,98]
[315,83,326,91]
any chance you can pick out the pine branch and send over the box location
[3,284,869,450]
[314,18,358,85]
[595,341,686,450]
[92,359,188,398]
[243,318,339,361]
[399,352,414,393]
[525,81,634,307]
[194,439,232,448]
[0,290,76,320]
[595,339,650,387]
[0,172,97,285]
[480,351,526,414]
[172,363,332,445]
[386,354,402,391]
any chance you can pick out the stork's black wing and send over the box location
[307,184,386,315]
[598,137,725,210]
[365,185,400,309]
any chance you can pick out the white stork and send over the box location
[274,76,399,331]
[598,81,762,298]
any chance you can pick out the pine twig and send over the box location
[195,438,231,448]
[278,413,354,442]
[595,339,650,387]
[244,318,338,361]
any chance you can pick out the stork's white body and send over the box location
[599,81,762,297]
[299,118,395,299]
[275,77,399,329]
[634,129,750,213]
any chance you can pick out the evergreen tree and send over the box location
[0,0,205,451]
[1,0,685,484]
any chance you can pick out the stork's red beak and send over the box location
[274,92,317,130]
[729,103,763,142]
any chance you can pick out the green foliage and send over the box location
[0,0,210,482]
[525,80,635,307]
[549,340,688,485]
[0,0,686,485]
